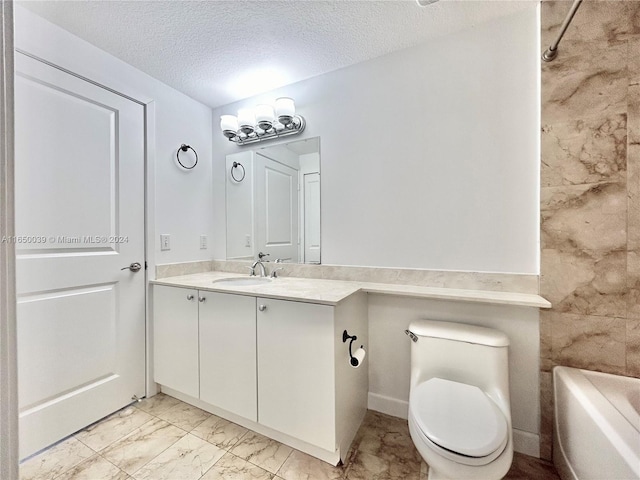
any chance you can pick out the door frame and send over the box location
[1,1,19,478]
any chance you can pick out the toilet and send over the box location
[407,320,513,480]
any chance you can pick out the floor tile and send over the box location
[191,414,249,450]
[135,393,182,416]
[504,452,561,480]
[100,417,186,475]
[21,396,561,480]
[230,431,293,474]
[55,454,129,480]
[344,411,422,480]
[200,452,274,480]
[132,433,224,480]
[277,449,345,480]
[156,402,211,432]
[20,437,95,480]
[75,406,155,451]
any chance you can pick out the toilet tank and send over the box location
[409,320,510,406]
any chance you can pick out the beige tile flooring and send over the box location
[20,393,560,480]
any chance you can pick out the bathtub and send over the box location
[553,366,640,480]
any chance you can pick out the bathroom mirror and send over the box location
[226,137,320,264]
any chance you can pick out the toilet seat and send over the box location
[409,378,508,465]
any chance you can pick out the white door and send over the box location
[14,53,146,458]
[254,153,299,262]
[303,172,321,264]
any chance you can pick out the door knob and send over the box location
[258,304,267,311]
[187,294,194,301]
[199,297,206,303]
[121,262,142,272]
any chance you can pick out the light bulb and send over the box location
[237,108,255,135]
[275,97,295,126]
[220,115,238,138]
[255,104,275,131]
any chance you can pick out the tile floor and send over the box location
[20,393,561,480]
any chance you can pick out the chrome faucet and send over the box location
[251,260,268,278]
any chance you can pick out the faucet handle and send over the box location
[275,258,284,263]
[244,266,256,276]
[258,252,270,260]
[270,267,284,278]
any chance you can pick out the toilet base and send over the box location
[427,466,452,480]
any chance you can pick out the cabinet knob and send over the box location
[186,294,194,301]
[199,297,206,303]
[258,304,267,311]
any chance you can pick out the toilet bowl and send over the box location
[407,320,513,480]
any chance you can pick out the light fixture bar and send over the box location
[226,114,306,146]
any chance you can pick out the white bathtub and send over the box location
[553,366,640,480]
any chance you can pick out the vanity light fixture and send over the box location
[220,97,306,146]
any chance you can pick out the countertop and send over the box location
[151,271,551,308]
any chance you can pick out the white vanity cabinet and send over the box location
[199,292,257,421]
[154,286,258,420]
[153,282,368,465]
[257,297,336,450]
[257,295,369,458]
[153,285,199,398]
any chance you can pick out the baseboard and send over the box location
[367,392,408,419]
[512,429,540,457]
[367,392,540,458]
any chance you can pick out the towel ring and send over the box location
[231,161,246,182]
[177,144,198,170]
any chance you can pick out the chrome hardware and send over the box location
[121,262,142,272]
[131,394,142,403]
[541,0,583,62]
[258,252,270,260]
[187,294,194,301]
[405,330,418,343]
[258,304,267,312]
[275,258,283,263]
[245,265,256,276]
[251,260,268,277]
[270,267,284,278]
[199,297,206,303]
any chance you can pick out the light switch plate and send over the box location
[160,234,170,251]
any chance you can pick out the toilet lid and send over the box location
[410,378,508,458]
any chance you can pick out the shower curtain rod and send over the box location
[542,0,583,62]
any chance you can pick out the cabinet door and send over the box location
[153,285,199,398]
[199,292,257,421]
[257,298,335,450]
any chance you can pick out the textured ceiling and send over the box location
[19,0,535,108]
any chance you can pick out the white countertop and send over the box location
[151,272,551,308]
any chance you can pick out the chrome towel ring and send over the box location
[231,161,245,182]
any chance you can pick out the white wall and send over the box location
[212,6,540,274]
[226,151,254,260]
[15,6,214,269]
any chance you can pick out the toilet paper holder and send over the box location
[342,330,365,367]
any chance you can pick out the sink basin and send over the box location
[212,277,272,287]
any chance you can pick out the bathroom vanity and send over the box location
[151,272,368,465]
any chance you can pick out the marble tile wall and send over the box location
[540,0,640,460]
